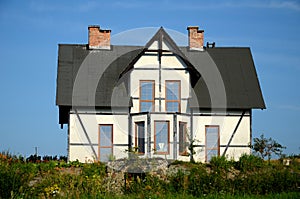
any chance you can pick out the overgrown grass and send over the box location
[0,152,299,198]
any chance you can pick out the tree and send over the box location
[188,138,196,163]
[185,128,202,163]
[252,134,286,161]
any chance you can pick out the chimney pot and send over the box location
[187,26,204,51]
[88,25,111,50]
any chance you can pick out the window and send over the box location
[165,80,180,112]
[140,80,155,112]
[98,124,113,162]
[135,122,145,154]
[154,121,169,154]
[205,125,219,162]
[179,122,188,155]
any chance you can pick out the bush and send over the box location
[187,165,210,196]
[210,156,232,172]
[81,162,107,177]
[0,152,36,198]
[124,173,167,197]
[236,154,264,172]
[168,169,187,193]
[233,167,299,195]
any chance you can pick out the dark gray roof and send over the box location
[56,44,143,107]
[56,29,265,124]
[181,47,266,109]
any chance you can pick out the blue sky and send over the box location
[0,0,299,157]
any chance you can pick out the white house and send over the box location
[56,25,265,162]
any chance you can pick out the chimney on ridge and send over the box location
[88,25,111,49]
[187,26,204,51]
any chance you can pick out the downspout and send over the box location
[128,108,132,155]
[173,114,177,160]
[158,34,162,112]
[147,112,151,158]
[67,110,70,162]
[190,108,194,162]
[250,109,252,153]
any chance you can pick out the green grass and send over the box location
[66,192,300,199]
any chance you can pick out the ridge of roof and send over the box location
[58,43,253,50]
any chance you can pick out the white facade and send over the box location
[68,39,252,162]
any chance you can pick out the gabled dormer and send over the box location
[120,27,199,114]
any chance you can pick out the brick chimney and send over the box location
[187,26,204,51]
[88,25,111,50]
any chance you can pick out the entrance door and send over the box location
[205,125,219,162]
[135,122,145,154]
[179,122,188,155]
[98,124,113,162]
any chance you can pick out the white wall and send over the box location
[192,113,251,162]
[69,111,251,162]
[69,113,128,162]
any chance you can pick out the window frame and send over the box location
[154,120,170,155]
[179,122,188,156]
[98,124,113,162]
[139,80,155,112]
[135,121,145,154]
[165,80,181,112]
[205,125,220,162]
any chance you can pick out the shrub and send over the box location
[168,169,186,193]
[187,165,210,196]
[236,154,264,172]
[81,162,106,177]
[0,152,36,198]
[26,154,41,163]
[124,173,167,197]
[210,156,233,172]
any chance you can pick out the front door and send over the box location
[135,122,145,154]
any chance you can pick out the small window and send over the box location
[140,80,155,112]
[135,122,145,154]
[165,80,180,112]
[154,121,169,154]
[179,122,188,155]
[205,125,220,162]
[98,124,113,162]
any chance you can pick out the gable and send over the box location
[119,27,200,84]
